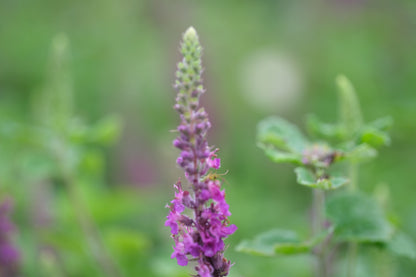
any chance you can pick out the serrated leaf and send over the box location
[236,229,315,256]
[294,167,348,190]
[387,232,416,260]
[326,192,393,243]
[258,144,302,165]
[257,116,309,153]
[345,144,378,163]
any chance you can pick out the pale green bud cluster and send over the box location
[174,27,205,120]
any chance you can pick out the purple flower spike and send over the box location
[165,27,236,277]
[0,197,20,277]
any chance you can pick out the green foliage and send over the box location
[344,144,378,164]
[386,232,416,260]
[257,144,303,165]
[257,116,348,191]
[245,73,415,277]
[1,1,415,275]
[306,114,345,140]
[326,192,393,243]
[257,116,309,154]
[294,167,348,190]
[236,229,319,256]
[358,119,392,147]
[337,75,363,137]
[37,33,73,131]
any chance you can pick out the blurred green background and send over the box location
[0,0,415,276]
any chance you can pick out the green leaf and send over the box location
[79,150,104,175]
[359,128,390,147]
[306,114,345,139]
[68,116,122,146]
[368,116,393,132]
[294,167,315,186]
[294,167,348,190]
[258,144,302,165]
[326,192,393,243]
[68,119,89,144]
[387,232,416,260]
[345,144,378,163]
[105,228,151,256]
[257,116,309,153]
[324,177,349,190]
[90,115,122,145]
[236,229,315,256]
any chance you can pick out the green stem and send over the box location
[312,189,327,277]
[347,242,357,277]
[376,249,394,277]
[53,135,122,277]
[347,163,358,277]
[312,189,325,236]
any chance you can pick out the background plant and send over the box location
[237,75,415,277]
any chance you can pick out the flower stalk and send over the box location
[165,27,237,277]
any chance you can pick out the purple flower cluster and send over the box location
[165,27,237,277]
[0,198,20,277]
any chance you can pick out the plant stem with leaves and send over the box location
[38,33,123,277]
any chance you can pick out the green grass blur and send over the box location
[0,0,415,276]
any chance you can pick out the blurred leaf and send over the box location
[20,152,57,180]
[294,167,315,186]
[38,33,73,131]
[68,116,122,146]
[79,150,104,175]
[236,229,316,256]
[151,258,189,277]
[90,115,122,145]
[359,128,390,147]
[387,232,416,260]
[306,114,345,139]
[367,116,393,132]
[345,144,378,163]
[258,144,302,165]
[105,228,151,256]
[325,177,350,190]
[294,167,348,190]
[85,188,144,224]
[68,119,89,144]
[326,192,393,243]
[257,116,308,153]
[39,249,65,277]
[336,75,363,137]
